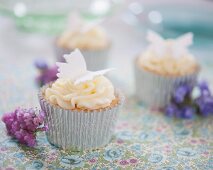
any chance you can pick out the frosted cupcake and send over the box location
[55,14,110,71]
[38,49,124,150]
[134,31,200,108]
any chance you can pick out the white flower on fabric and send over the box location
[56,49,114,84]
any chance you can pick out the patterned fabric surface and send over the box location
[0,26,213,170]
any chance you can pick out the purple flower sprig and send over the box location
[34,59,58,87]
[165,81,213,119]
[2,108,47,147]
[195,81,213,116]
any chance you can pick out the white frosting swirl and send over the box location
[57,26,109,50]
[45,76,115,110]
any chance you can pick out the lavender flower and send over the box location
[165,80,212,119]
[197,81,211,96]
[34,59,48,70]
[34,59,58,87]
[181,106,195,119]
[173,84,191,103]
[2,108,46,147]
[165,103,178,117]
[196,95,213,116]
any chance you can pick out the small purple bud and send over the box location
[39,110,46,118]
[198,81,211,96]
[165,104,178,117]
[35,65,58,87]
[34,59,48,70]
[196,95,213,116]
[173,84,191,104]
[181,106,195,119]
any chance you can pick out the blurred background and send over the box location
[0,0,213,111]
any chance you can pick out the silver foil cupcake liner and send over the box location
[134,61,199,109]
[38,85,124,151]
[54,41,111,71]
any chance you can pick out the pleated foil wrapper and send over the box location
[134,62,199,109]
[54,41,111,71]
[38,85,124,151]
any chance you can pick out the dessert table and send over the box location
[0,16,212,170]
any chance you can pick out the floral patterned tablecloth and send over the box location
[0,18,213,170]
[0,59,213,170]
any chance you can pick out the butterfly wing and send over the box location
[56,49,87,80]
[74,68,115,84]
[172,33,193,58]
[66,12,83,31]
[176,33,193,47]
[81,19,103,33]
[147,30,166,57]
[147,30,164,44]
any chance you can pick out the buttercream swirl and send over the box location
[57,26,109,50]
[45,76,115,110]
[138,41,199,76]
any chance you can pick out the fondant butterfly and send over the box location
[147,30,193,58]
[56,49,114,84]
[66,12,103,33]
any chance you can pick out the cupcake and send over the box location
[38,49,124,150]
[134,31,200,108]
[55,14,110,71]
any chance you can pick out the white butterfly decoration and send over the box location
[147,30,193,58]
[66,12,103,33]
[56,49,114,85]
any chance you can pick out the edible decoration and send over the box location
[66,12,102,33]
[57,13,108,50]
[34,59,57,87]
[165,81,213,119]
[2,108,47,147]
[147,30,193,58]
[56,49,114,84]
[138,30,198,76]
[45,49,115,110]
